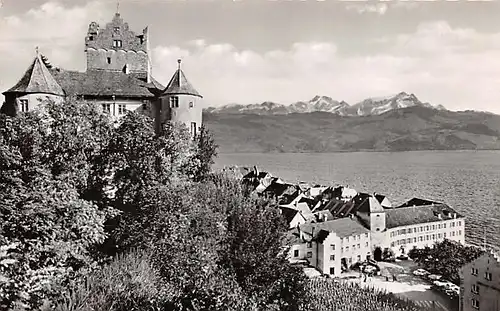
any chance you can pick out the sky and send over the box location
[1,0,500,113]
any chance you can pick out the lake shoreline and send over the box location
[214,150,500,250]
[217,149,500,155]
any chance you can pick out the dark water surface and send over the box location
[215,151,500,249]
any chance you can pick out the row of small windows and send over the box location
[19,99,151,115]
[307,241,369,252]
[471,268,493,281]
[342,243,369,253]
[169,96,194,109]
[294,250,366,267]
[391,221,462,237]
[391,231,462,247]
[344,233,369,243]
[102,103,127,114]
[101,101,149,115]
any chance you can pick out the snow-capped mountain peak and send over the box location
[347,92,434,116]
[205,92,447,116]
[289,95,350,114]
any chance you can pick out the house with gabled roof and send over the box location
[1,11,203,137]
[286,218,371,277]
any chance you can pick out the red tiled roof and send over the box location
[4,55,65,96]
[50,69,162,98]
[162,69,202,98]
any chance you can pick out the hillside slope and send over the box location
[204,106,500,153]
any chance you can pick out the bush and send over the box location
[408,239,484,284]
[48,249,165,311]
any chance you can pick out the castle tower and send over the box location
[2,48,65,116]
[356,196,387,257]
[157,59,203,136]
[85,11,152,82]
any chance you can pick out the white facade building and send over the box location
[287,218,371,277]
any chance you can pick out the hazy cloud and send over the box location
[1,1,500,114]
[345,3,389,15]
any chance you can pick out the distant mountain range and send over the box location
[204,103,500,153]
[205,92,447,116]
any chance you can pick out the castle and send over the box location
[1,12,203,136]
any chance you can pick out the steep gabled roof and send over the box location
[385,203,463,229]
[162,60,202,97]
[4,54,65,96]
[50,69,158,98]
[354,194,385,214]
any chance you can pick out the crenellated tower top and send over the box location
[84,11,152,81]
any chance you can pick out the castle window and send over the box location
[102,103,111,114]
[189,101,194,108]
[114,26,120,32]
[89,36,94,41]
[19,99,28,112]
[170,96,179,108]
[118,104,127,115]
[113,40,122,48]
[107,57,111,64]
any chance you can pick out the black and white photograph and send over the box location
[0,0,499,310]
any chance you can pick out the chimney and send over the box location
[323,214,327,222]
[253,166,258,177]
[437,213,442,219]
[311,227,315,239]
[453,213,457,219]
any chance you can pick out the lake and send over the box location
[214,150,500,249]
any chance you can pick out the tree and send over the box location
[192,125,218,182]
[0,99,119,310]
[222,195,309,310]
[407,240,484,284]
[48,249,166,311]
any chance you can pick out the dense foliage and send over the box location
[408,239,484,284]
[0,99,307,311]
[0,99,431,311]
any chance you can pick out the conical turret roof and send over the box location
[161,60,202,98]
[3,51,65,96]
